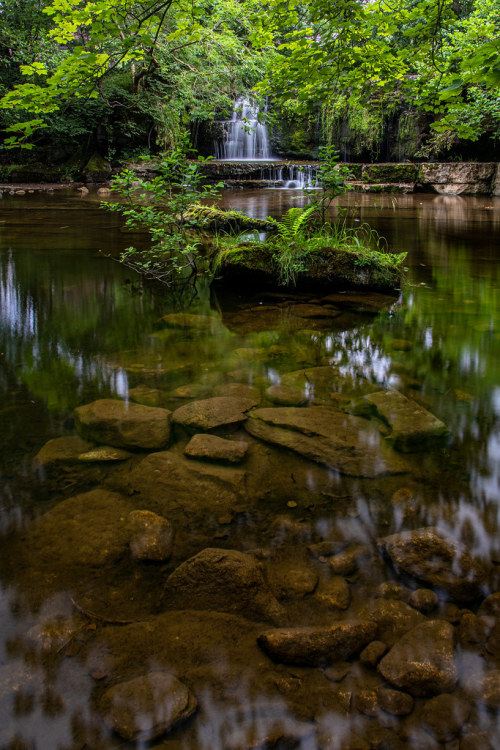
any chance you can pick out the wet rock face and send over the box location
[378,620,457,696]
[162,548,285,625]
[377,527,492,603]
[172,396,257,432]
[245,406,410,478]
[257,621,377,666]
[128,510,173,562]
[419,162,496,195]
[74,398,172,450]
[98,672,197,741]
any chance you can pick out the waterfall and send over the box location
[260,164,318,189]
[215,98,272,161]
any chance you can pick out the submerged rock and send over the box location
[465,669,500,710]
[266,384,308,406]
[115,450,246,521]
[377,527,492,603]
[128,510,173,561]
[162,548,285,624]
[172,396,257,432]
[360,598,425,644]
[362,389,449,451]
[34,435,93,468]
[315,576,351,610]
[20,489,133,570]
[184,434,249,463]
[257,621,377,666]
[421,693,471,742]
[78,446,132,462]
[74,398,172,450]
[128,385,164,406]
[378,620,457,696]
[98,672,197,741]
[160,312,225,333]
[245,406,410,477]
[280,365,378,403]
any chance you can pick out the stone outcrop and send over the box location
[257,621,377,666]
[98,672,197,741]
[74,399,172,450]
[419,162,497,195]
[162,548,285,624]
[378,620,457,696]
[245,406,410,477]
[377,527,492,603]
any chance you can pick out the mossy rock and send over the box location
[340,163,363,180]
[83,153,112,183]
[184,204,275,232]
[361,163,417,184]
[217,244,406,292]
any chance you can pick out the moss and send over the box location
[216,243,406,291]
[361,164,417,184]
[83,153,112,182]
[184,204,275,231]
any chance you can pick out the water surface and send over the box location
[1,188,500,749]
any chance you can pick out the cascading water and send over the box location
[260,164,318,189]
[215,97,272,161]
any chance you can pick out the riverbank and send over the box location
[1,161,499,196]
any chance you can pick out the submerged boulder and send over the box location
[245,406,410,477]
[257,621,377,666]
[113,450,246,522]
[98,672,197,741]
[128,510,174,562]
[378,620,457,696]
[184,434,249,463]
[162,547,285,624]
[362,389,449,451]
[377,527,492,603]
[74,398,172,450]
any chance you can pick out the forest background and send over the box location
[0,0,499,173]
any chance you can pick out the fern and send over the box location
[267,205,316,241]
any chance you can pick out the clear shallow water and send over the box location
[0,188,500,749]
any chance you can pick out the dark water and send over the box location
[1,187,500,750]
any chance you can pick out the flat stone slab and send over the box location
[245,406,410,477]
[172,396,256,432]
[363,389,449,451]
[98,672,197,741]
[184,434,249,463]
[257,621,377,666]
[378,620,457,697]
[74,398,172,450]
[281,366,379,403]
[377,527,492,603]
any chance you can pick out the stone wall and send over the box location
[197,161,499,195]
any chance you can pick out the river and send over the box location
[1,187,499,749]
